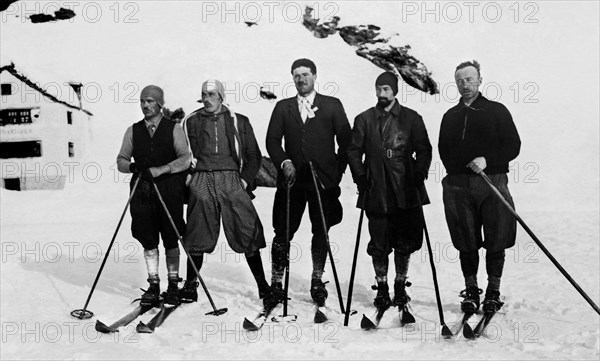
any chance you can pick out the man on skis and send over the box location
[347,71,432,312]
[178,79,274,307]
[265,58,352,312]
[116,85,190,307]
[439,60,521,314]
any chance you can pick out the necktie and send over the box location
[300,97,315,122]
[148,124,156,137]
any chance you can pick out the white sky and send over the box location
[1,0,598,211]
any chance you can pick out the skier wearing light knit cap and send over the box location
[179,79,275,307]
[116,84,190,307]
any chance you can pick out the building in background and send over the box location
[0,63,93,190]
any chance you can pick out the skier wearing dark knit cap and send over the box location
[439,60,521,314]
[347,71,432,311]
[116,85,190,307]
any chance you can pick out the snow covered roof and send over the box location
[0,63,93,116]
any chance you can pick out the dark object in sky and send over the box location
[29,7,76,23]
[0,0,19,12]
[302,6,339,39]
[245,21,258,27]
[302,7,438,95]
[54,8,76,20]
[30,13,56,23]
[260,87,277,100]
[356,45,439,96]
[338,25,385,45]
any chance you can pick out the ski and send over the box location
[462,311,497,339]
[399,304,416,326]
[463,320,475,339]
[314,306,328,324]
[95,303,156,333]
[448,312,475,338]
[136,303,179,334]
[361,307,387,330]
[243,304,280,331]
[472,311,497,338]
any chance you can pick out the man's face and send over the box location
[292,66,316,96]
[140,97,161,120]
[376,85,395,107]
[455,66,481,101]
[202,90,223,114]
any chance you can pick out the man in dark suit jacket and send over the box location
[266,58,352,310]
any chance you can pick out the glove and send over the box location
[282,161,296,184]
[356,174,368,193]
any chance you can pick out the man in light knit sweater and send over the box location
[179,79,274,307]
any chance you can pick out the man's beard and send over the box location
[377,97,392,107]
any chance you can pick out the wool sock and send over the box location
[144,248,159,283]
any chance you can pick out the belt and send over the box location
[384,149,405,159]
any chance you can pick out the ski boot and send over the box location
[373,282,392,310]
[310,279,328,307]
[179,279,199,303]
[459,286,482,313]
[263,282,286,309]
[482,290,504,313]
[392,280,412,307]
[141,280,160,307]
[164,278,180,307]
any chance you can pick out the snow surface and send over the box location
[1,1,598,360]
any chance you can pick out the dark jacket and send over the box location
[265,93,352,188]
[186,107,262,194]
[347,101,432,213]
[439,94,521,175]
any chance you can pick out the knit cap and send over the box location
[140,85,165,107]
[200,79,225,102]
[375,71,398,95]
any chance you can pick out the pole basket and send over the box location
[272,314,297,323]
[70,309,94,319]
[441,325,453,338]
[205,308,228,316]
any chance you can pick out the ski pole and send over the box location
[151,179,227,316]
[343,207,365,327]
[343,170,369,327]
[283,182,292,317]
[71,176,141,320]
[422,213,453,337]
[308,161,345,314]
[410,167,452,337]
[479,171,600,315]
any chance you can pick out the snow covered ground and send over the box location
[1,1,599,360]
